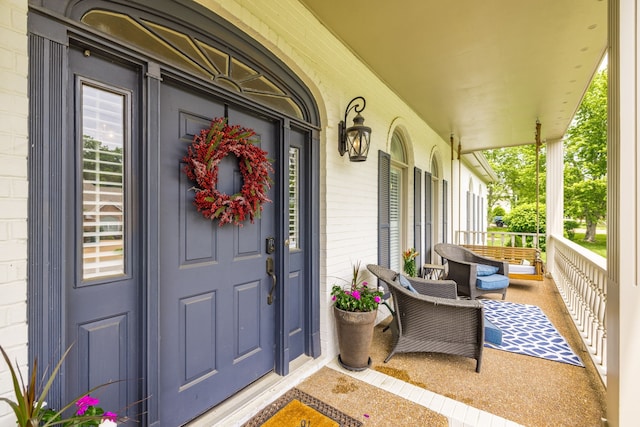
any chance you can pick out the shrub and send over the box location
[564,219,580,240]
[492,206,506,218]
[504,203,546,250]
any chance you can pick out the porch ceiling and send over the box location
[299,0,607,153]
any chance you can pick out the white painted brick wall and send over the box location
[0,0,28,425]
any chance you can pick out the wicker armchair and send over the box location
[434,243,510,300]
[367,264,484,372]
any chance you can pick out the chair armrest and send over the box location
[406,277,458,299]
[425,295,483,310]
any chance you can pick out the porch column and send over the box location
[608,0,640,425]
[545,138,563,277]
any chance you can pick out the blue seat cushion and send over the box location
[476,264,499,276]
[476,273,509,290]
[397,274,418,293]
[484,316,503,345]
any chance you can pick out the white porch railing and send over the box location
[548,234,607,385]
[455,230,542,248]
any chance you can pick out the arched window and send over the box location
[79,9,310,121]
[389,131,408,272]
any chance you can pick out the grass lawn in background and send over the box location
[571,232,606,258]
[485,227,606,258]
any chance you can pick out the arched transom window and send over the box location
[81,10,305,119]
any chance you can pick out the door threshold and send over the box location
[186,354,328,426]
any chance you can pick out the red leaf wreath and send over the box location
[182,117,274,226]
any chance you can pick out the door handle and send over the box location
[266,257,277,305]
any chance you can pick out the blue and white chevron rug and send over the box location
[481,299,584,367]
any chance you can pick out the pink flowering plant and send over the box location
[0,344,119,427]
[73,395,117,426]
[42,394,118,426]
[331,261,383,312]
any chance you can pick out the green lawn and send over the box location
[484,227,607,258]
[570,232,607,258]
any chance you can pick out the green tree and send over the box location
[83,135,123,184]
[484,144,546,218]
[564,69,607,242]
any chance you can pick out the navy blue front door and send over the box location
[158,81,277,425]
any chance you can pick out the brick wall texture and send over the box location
[0,0,29,424]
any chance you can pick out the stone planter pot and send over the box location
[333,305,377,371]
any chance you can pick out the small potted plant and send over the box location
[331,261,383,371]
[402,247,419,277]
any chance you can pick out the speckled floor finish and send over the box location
[297,276,606,427]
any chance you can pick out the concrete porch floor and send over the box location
[199,274,606,426]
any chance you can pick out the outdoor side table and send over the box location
[422,263,445,280]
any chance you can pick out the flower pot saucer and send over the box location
[337,355,372,371]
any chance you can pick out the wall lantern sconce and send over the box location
[338,96,371,162]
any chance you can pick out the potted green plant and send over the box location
[331,261,383,371]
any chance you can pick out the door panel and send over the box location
[66,46,141,422]
[159,82,277,426]
[179,113,218,264]
[77,315,129,410]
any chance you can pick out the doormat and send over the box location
[242,388,362,427]
[482,299,584,367]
